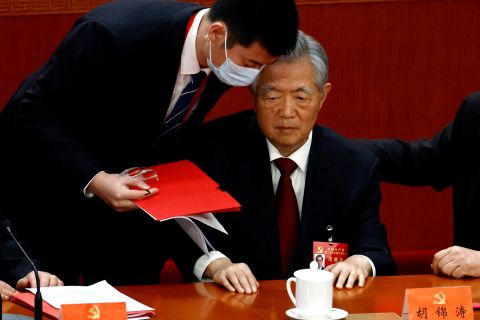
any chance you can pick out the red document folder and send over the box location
[133,160,240,221]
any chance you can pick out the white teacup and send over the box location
[286,269,334,317]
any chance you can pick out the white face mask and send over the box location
[207,31,263,87]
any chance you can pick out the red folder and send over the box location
[133,160,240,221]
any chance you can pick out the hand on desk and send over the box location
[16,271,64,290]
[204,258,259,294]
[1,280,15,300]
[87,171,158,212]
[1,271,63,300]
[432,245,480,278]
[325,255,372,289]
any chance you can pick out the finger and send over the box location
[226,273,245,293]
[451,265,465,279]
[39,273,51,287]
[357,273,366,288]
[335,268,350,289]
[237,273,253,294]
[344,271,358,289]
[432,248,450,274]
[440,259,458,277]
[1,281,15,292]
[247,275,258,293]
[216,273,236,292]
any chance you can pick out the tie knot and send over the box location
[274,158,297,177]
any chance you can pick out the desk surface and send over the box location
[3,275,480,319]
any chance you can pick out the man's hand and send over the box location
[16,271,64,290]
[325,255,372,289]
[204,258,259,294]
[1,280,16,300]
[87,172,158,212]
[432,246,480,278]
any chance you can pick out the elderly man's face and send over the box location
[254,57,331,156]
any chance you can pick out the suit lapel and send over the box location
[293,127,336,271]
[239,123,282,268]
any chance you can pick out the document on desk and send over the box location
[12,280,154,319]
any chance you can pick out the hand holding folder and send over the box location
[131,160,240,254]
[132,160,240,221]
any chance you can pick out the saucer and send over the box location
[286,307,348,320]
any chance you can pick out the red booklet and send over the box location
[133,160,240,221]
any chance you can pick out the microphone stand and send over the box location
[1,220,42,320]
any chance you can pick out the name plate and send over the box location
[60,302,127,320]
[402,286,473,320]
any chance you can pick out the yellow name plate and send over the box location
[402,286,473,320]
[60,302,127,320]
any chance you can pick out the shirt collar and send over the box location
[267,131,313,173]
[180,8,210,76]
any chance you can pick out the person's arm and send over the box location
[0,235,63,300]
[431,246,480,278]
[354,124,453,190]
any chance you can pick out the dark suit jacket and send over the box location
[186,111,395,279]
[0,234,34,286]
[356,92,480,250]
[0,0,229,284]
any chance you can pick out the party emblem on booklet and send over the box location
[312,225,348,269]
[60,302,127,320]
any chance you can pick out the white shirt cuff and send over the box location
[83,171,105,198]
[351,254,376,277]
[193,251,226,280]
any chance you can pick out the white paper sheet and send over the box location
[27,280,154,312]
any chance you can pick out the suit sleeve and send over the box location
[14,20,119,190]
[354,125,453,191]
[348,158,396,276]
[0,235,35,286]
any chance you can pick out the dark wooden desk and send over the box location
[3,275,480,319]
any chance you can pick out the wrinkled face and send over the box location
[254,57,331,156]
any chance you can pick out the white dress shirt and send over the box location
[194,131,376,279]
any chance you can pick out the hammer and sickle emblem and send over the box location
[433,292,446,305]
[317,246,324,253]
[87,305,101,319]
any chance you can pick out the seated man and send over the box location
[185,31,395,293]
[358,92,480,278]
[1,211,63,300]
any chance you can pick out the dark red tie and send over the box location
[274,158,299,275]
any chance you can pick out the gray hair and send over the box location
[252,31,329,93]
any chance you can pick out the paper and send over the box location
[13,280,154,319]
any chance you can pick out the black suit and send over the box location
[0,0,229,285]
[357,92,480,250]
[0,231,34,286]
[186,111,395,278]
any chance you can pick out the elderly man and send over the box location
[183,31,395,293]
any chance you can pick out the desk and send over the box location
[3,275,480,319]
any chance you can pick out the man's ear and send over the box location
[207,22,226,45]
[318,83,332,110]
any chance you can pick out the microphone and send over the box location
[1,218,42,320]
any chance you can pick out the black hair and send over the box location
[209,0,299,57]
